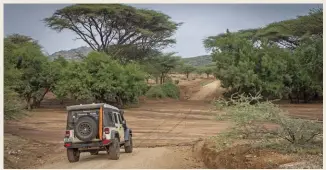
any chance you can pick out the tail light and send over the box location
[104,127,110,134]
[64,143,71,147]
[65,130,70,137]
[102,139,110,145]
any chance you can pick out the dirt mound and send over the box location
[4,133,63,169]
[196,139,295,169]
[178,79,204,100]
[189,80,225,101]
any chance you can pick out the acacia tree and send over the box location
[4,36,24,118]
[54,51,147,107]
[44,4,181,62]
[203,9,323,102]
[4,34,52,110]
[154,53,180,84]
[202,66,214,78]
[142,60,161,84]
[255,8,322,50]
[54,61,93,102]
[181,64,196,78]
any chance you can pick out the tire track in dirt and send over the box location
[41,147,204,169]
[4,91,322,168]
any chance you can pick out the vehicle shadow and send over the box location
[79,149,129,162]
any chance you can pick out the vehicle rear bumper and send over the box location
[64,139,111,149]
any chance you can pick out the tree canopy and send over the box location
[203,8,323,103]
[44,4,182,62]
[53,51,147,107]
[4,34,52,110]
[142,52,181,84]
[181,64,196,78]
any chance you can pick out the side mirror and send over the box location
[122,120,126,124]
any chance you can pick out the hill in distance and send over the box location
[50,46,93,60]
[182,55,213,67]
[50,47,213,67]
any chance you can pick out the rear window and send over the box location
[66,109,116,129]
[66,109,99,130]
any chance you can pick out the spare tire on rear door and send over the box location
[74,116,98,141]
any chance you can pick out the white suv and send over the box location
[63,103,133,162]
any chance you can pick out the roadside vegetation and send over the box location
[208,93,322,168]
[204,8,322,103]
[146,82,180,99]
[4,4,186,119]
[214,93,322,150]
[204,8,323,168]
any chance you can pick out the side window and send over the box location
[118,114,123,124]
[120,113,125,121]
[103,109,114,126]
[114,113,119,124]
[112,113,117,124]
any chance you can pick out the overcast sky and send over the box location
[4,3,322,58]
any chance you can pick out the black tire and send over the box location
[74,116,98,142]
[67,148,80,163]
[90,151,99,155]
[108,138,120,160]
[124,135,133,153]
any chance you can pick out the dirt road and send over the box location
[4,78,323,169]
[41,147,204,169]
[4,99,322,169]
[189,80,225,101]
[4,100,228,168]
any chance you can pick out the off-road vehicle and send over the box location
[63,103,133,162]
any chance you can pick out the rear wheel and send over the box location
[108,138,120,160]
[124,135,133,153]
[67,148,80,163]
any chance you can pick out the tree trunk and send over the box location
[186,73,189,79]
[27,103,32,110]
[34,100,41,108]
[155,77,159,84]
[314,91,319,100]
[288,94,293,103]
[296,91,300,103]
[303,88,308,103]
[206,74,209,78]
[26,96,32,110]
[116,96,123,108]
[32,88,50,108]
[160,73,165,84]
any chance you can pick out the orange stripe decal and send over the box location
[99,106,103,140]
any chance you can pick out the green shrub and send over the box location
[145,82,180,99]
[161,82,180,99]
[4,87,25,120]
[214,92,322,147]
[165,76,173,83]
[145,85,166,98]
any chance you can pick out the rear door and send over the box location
[67,109,100,143]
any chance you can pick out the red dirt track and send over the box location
[4,78,323,169]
